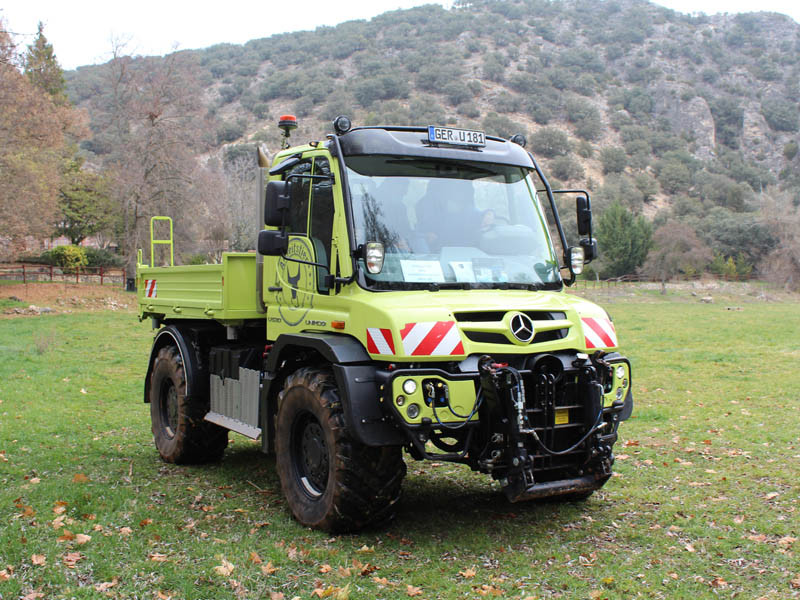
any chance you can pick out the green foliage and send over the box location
[761,98,799,132]
[83,247,124,268]
[709,96,743,148]
[530,127,570,158]
[566,98,602,141]
[594,201,653,277]
[56,156,115,245]
[696,207,775,265]
[549,155,584,181]
[599,147,627,174]
[482,52,508,83]
[217,120,246,144]
[24,22,68,105]
[482,112,526,140]
[784,140,799,161]
[47,245,88,272]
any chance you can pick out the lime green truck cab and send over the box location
[137,117,633,532]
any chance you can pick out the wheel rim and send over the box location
[291,412,329,498]
[160,379,179,438]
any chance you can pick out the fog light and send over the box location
[396,395,405,406]
[402,379,417,395]
[616,365,625,379]
[407,403,420,419]
[616,387,624,400]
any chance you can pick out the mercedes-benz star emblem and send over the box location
[509,312,535,343]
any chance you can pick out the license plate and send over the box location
[428,126,486,147]
[554,408,569,425]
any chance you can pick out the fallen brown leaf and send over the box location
[249,551,262,564]
[119,526,133,536]
[75,533,91,545]
[94,577,119,592]
[338,566,352,577]
[269,593,285,600]
[72,473,89,483]
[139,518,153,527]
[406,584,423,597]
[31,554,46,566]
[459,567,477,578]
[22,593,44,600]
[213,559,234,576]
[62,552,83,568]
[57,530,76,542]
[710,577,727,588]
[261,561,278,575]
[149,553,168,562]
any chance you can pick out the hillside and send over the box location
[64,0,800,279]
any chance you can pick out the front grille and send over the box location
[455,310,568,346]
[454,310,565,322]
[463,329,567,344]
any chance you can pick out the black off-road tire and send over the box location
[275,367,406,532]
[149,345,228,464]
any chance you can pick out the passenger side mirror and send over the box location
[265,180,291,227]
[257,229,288,256]
[576,196,592,237]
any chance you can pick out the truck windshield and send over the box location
[346,156,561,290]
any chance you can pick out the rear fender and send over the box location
[143,324,205,404]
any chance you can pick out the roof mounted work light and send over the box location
[333,115,352,135]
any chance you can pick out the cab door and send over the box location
[266,152,337,331]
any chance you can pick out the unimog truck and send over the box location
[137,116,633,532]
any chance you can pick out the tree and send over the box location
[530,127,570,158]
[24,22,68,105]
[594,201,653,278]
[0,23,73,254]
[599,147,627,174]
[641,222,712,293]
[97,43,221,270]
[56,156,115,245]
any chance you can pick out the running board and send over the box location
[204,411,261,439]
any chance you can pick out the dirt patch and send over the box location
[1,282,136,317]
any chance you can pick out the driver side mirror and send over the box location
[265,180,291,227]
[576,196,592,237]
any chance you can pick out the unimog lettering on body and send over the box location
[137,116,633,532]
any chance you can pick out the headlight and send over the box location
[402,379,417,395]
[616,365,625,379]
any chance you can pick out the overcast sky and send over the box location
[2,0,798,70]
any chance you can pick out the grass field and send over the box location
[1,282,798,599]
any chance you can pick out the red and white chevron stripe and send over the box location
[400,321,464,356]
[582,316,617,349]
[144,279,157,298]
[366,328,395,355]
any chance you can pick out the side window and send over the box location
[286,160,312,234]
[310,157,335,293]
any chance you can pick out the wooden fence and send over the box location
[0,263,128,286]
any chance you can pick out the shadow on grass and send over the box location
[194,444,602,541]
